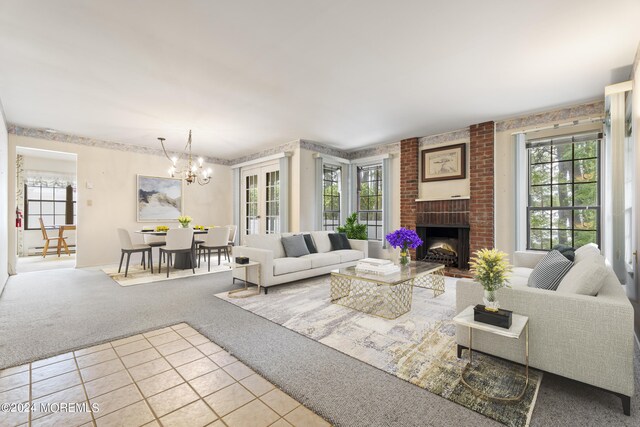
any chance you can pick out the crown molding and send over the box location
[7,125,232,166]
[495,100,604,132]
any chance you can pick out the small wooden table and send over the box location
[56,225,75,256]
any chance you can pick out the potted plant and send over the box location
[385,227,423,266]
[177,215,193,228]
[337,213,367,240]
[469,248,512,312]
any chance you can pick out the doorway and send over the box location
[15,147,77,273]
[241,162,280,237]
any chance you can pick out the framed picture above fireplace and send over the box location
[421,143,466,182]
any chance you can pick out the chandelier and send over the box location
[158,130,212,185]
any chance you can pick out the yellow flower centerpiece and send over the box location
[469,248,512,312]
[177,215,193,228]
[194,225,205,231]
[155,225,169,232]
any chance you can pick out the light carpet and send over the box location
[216,276,542,427]
[102,262,231,286]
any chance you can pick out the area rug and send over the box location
[102,261,231,286]
[216,276,542,427]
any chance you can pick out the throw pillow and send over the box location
[281,235,310,258]
[328,233,351,250]
[552,244,575,261]
[303,234,317,254]
[556,254,609,296]
[527,250,573,291]
[574,243,600,264]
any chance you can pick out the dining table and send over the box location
[135,229,208,270]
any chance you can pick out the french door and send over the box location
[241,163,280,237]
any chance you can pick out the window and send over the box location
[322,165,341,231]
[265,170,280,234]
[357,164,383,240]
[25,183,76,230]
[526,133,601,250]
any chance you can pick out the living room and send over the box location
[0,1,639,427]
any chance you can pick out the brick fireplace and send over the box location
[400,122,495,275]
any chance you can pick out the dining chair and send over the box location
[117,228,153,277]
[198,227,230,271]
[143,233,166,264]
[159,228,195,277]
[39,218,70,258]
[227,224,238,248]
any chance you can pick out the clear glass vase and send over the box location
[483,289,500,312]
[179,222,191,228]
[399,250,410,266]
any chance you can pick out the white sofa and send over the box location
[456,248,635,415]
[232,231,368,293]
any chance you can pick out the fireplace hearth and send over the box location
[417,224,470,270]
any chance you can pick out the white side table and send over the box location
[452,305,529,401]
[229,261,261,298]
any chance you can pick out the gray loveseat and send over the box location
[456,247,635,415]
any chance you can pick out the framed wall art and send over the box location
[136,175,183,222]
[421,143,467,182]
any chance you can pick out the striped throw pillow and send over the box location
[528,250,573,291]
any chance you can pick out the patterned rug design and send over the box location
[216,276,542,427]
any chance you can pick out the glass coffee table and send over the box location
[330,261,445,319]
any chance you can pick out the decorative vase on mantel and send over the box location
[469,248,512,312]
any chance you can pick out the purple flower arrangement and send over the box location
[386,227,423,250]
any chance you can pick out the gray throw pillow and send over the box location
[528,250,573,291]
[281,235,310,258]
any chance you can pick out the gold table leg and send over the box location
[459,323,529,402]
[228,264,261,298]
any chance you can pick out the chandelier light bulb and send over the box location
[171,156,178,165]
[198,157,204,166]
[207,168,212,175]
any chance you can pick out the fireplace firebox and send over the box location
[416,224,470,270]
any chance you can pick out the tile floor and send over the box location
[0,324,330,427]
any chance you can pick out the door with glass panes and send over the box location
[241,163,280,237]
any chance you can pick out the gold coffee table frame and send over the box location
[454,305,529,402]
[330,262,445,319]
[229,261,261,298]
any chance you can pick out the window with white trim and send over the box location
[357,164,383,241]
[526,132,601,250]
[322,164,341,231]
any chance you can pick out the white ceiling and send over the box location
[1,1,639,159]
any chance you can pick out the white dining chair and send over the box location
[143,233,166,264]
[198,227,230,271]
[227,224,238,247]
[159,228,195,277]
[117,228,153,277]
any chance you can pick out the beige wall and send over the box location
[418,138,470,200]
[494,122,602,258]
[8,135,233,269]
[0,100,8,289]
